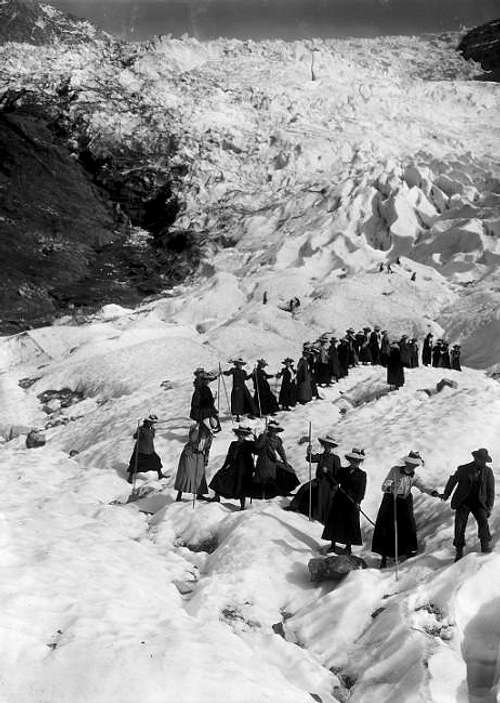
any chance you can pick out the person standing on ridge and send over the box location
[439,448,495,561]
[252,421,299,499]
[190,369,221,432]
[276,357,297,411]
[209,426,256,510]
[286,434,341,523]
[321,448,367,555]
[174,420,213,502]
[451,345,462,372]
[422,332,434,366]
[369,326,381,365]
[223,358,256,421]
[387,342,405,389]
[296,346,313,404]
[251,359,279,416]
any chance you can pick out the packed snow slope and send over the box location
[1,26,500,363]
[1,298,500,703]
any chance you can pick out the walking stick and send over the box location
[192,492,196,510]
[308,421,313,521]
[337,485,376,526]
[131,419,141,493]
[219,363,234,423]
[393,481,399,581]
[217,366,221,416]
[254,366,263,418]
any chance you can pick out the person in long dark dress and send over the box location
[422,333,433,366]
[251,359,279,416]
[127,416,167,483]
[451,345,462,371]
[369,327,381,365]
[399,335,411,368]
[387,343,405,388]
[316,337,332,386]
[359,328,372,364]
[276,358,296,410]
[296,348,313,404]
[322,448,367,554]
[432,340,442,368]
[190,370,221,431]
[337,338,350,378]
[223,359,257,421]
[286,435,340,523]
[409,338,419,368]
[209,426,256,510]
[328,338,342,381]
[252,421,299,499]
[379,331,390,367]
[371,451,439,568]
[439,342,451,369]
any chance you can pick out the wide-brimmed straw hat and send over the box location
[256,359,268,367]
[319,435,339,447]
[193,367,206,376]
[231,357,247,365]
[472,448,492,463]
[232,426,253,436]
[282,357,294,364]
[345,448,365,462]
[401,450,423,466]
[267,420,284,433]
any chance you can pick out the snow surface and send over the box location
[1,26,500,703]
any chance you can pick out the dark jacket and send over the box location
[443,461,495,512]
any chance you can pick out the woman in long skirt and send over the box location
[277,358,296,410]
[209,426,255,510]
[127,417,166,483]
[174,421,213,501]
[223,359,257,421]
[286,435,340,523]
[252,360,279,416]
[387,343,405,388]
[371,451,439,567]
[322,448,367,553]
[252,422,299,499]
[190,370,221,431]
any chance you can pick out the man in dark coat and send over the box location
[252,359,279,416]
[277,358,296,410]
[451,345,462,372]
[127,416,167,483]
[322,448,367,553]
[223,359,257,421]
[387,343,405,388]
[422,333,433,366]
[440,448,495,561]
[369,327,381,365]
[210,426,256,510]
[286,435,341,523]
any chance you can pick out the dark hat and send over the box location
[363,327,371,331]
[346,328,355,334]
[319,435,339,447]
[452,345,461,349]
[401,450,423,466]
[231,357,247,365]
[400,334,408,339]
[232,426,253,436]
[194,367,205,376]
[381,330,388,334]
[282,357,294,364]
[374,325,381,331]
[267,420,284,433]
[472,448,492,463]
[256,359,268,367]
[345,448,366,462]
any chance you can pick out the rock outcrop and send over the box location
[458,19,500,80]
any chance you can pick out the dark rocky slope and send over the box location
[458,18,500,80]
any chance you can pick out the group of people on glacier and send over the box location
[126,325,491,565]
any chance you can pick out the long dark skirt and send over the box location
[209,462,253,499]
[252,462,299,499]
[316,362,331,385]
[128,450,162,474]
[279,379,297,408]
[371,493,418,557]
[231,385,257,417]
[287,478,336,524]
[322,491,362,545]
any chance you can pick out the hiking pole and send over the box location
[337,485,376,526]
[308,421,313,521]
[393,482,399,581]
[219,363,234,424]
[254,366,263,418]
[217,364,221,416]
[132,419,141,494]
[192,492,196,510]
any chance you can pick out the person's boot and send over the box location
[176,491,182,502]
[344,544,352,555]
[481,543,492,554]
[327,541,337,553]
[454,547,463,562]
[239,498,246,511]
[379,556,387,569]
[211,494,221,503]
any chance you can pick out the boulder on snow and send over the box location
[26,429,46,448]
[308,554,367,583]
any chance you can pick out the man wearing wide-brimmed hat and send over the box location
[441,448,495,561]
[251,359,279,416]
[276,357,297,411]
[286,434,340,523]
[322,448,367,554]
[209,426,256,510]
[372,451,439,568]
[222,358,257,421]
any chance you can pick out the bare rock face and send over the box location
[458,20,500,81]
[0,0,105,45]
[308,554,367,583]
